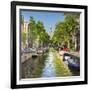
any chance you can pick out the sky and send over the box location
[21,10,65,34]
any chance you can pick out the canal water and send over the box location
[21,51,56,78]
[41,51,56,77]
[21,49,80,79]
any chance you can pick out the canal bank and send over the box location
[51,48,72,77]
[21,48,79,79]
[41,48,72,77]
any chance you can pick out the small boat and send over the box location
[32,53,38,57]
[68,58,80,71]
[37,49,43,54]
[63,53,80,71]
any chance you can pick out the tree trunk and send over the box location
[74,37,77,51]
[68,40,70,49]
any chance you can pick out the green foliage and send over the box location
[28,16,37,45]
[21,32,26,45]
[28,17,50,47]
[51,13,80,51]
[51,48,72,76]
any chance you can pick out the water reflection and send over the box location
[21,53,47,78]
[41,52,56,77]
[21,50,80,79]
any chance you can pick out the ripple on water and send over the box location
[41,52,56,77]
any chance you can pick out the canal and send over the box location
[21,48,80,79]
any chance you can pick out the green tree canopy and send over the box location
[51,13,80,51]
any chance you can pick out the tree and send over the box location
[28,18,50,48]
[36,21,50,47]
[51,13,80,51]
[28,16,37,47]
[64,13,80,51]
[21,32,26,46]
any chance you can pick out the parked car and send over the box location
[37,48,43,54]
[21,48,30,54]
[21,48,38,57]
[29,48,38,57]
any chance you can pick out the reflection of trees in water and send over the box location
[21,53,48,78]
[21,50,80,79]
